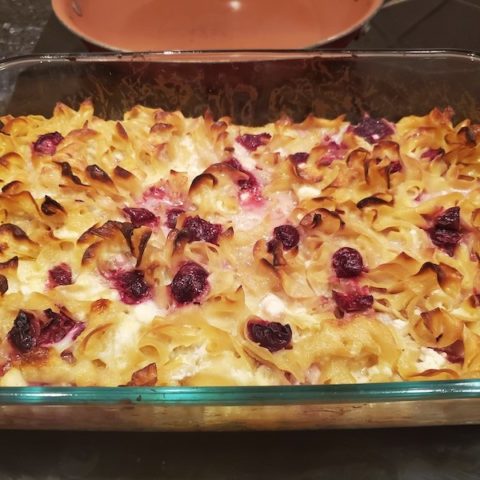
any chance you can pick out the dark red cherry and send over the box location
[247,318,292,352]
[434,207,460,231]
[8,310,40,353]
[272,225,299,250]
[182,216,222,245]
[123,207,158,228]
[430,229,461,252]
[332,247,364,278]
[39,309,84,346]
[289,152,309,165]
[332,291,373,313]
[113,269,152,305]
[236,133,271,151]
[48,263,73,288]
[33,132,64,155]
[170,262,209,304]
[434,340,464,364]
[353,117,394,144]
[428,207,462,256]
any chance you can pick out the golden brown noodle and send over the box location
[0,102,479,386]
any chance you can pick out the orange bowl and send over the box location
[51,0,383,51]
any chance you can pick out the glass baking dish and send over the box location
[1,50,480,431]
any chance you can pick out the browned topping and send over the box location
[86,164,113,184]
[356,196,390,209]
[113,165,133,179]
[126,363,157,386]
[136,230,152,267]
[80,221,134,252]
[0,274,8,295]
[115,122,129,139]
[58,161,87,186]
[90,299,111,314]
[0,256,18,270]
[60,350,76,364]
[2,180,23,193]
[81,241,101,265]
[457,126,476,146]
[0,223,32,241]
[41,196,66,216]
[150,122,173,133]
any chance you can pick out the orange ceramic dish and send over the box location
[51,0,383,51]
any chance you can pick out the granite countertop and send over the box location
[1,1,480,479]
[0,0,50,59]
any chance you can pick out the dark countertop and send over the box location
[2,426,480,480]
[1,1,480,479]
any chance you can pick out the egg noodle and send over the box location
[0,101,479,387]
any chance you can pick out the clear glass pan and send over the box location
[1,50,480,430]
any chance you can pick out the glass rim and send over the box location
[1,48,480,69]
[1,380,480,405]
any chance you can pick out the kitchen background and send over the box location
[1,0,480,479]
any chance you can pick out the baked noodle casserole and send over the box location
[0,101,479,387]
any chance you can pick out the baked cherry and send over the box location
[289,152,309,165]
[434,206,460,231]
[8,308,84,352]
[236,133,271,151]
[430,229,461,252]
[434,340,464,364]
[182,216,222,245]
[247,318,292,352]
[123,207,158,228]
[353,117,394,144]
[33,132,64,155]
[113,269,151,305]
[171,262,209,304]
[8,310,40,353]
[48,263,73,288]
[270,225,300,251]
[332,291,373,313]
[332,247,364,278]
[428,207,462,256]
[39,309,84,345]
